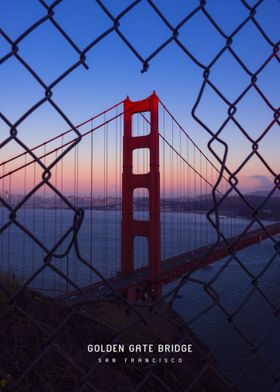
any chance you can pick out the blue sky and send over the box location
[0,0,279,192]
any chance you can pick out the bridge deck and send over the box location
[56,223,280,305]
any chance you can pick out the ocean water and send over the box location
[0,208,279,390]
[0,208,249,293]
[166,237,280,391]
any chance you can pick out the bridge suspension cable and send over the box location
[0,94,249,296]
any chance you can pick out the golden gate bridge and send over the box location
[1,93,279,302]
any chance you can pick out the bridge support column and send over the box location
[121,92,161,301]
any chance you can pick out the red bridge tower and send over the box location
[121,92,161,301]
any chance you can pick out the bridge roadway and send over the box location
[57,222,280,305]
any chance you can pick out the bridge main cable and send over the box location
[0,100,124,168]
[1,96,226,202]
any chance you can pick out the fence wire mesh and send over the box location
[0,0,279,391]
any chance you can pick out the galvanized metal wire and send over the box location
[0,0,279,391]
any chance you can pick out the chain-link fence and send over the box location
[0,0,279,391]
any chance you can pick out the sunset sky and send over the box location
[0,0,279,195]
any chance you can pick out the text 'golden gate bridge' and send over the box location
[0,93,279,301]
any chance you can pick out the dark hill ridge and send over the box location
[0,277,230,391]
[135,193,280,220]
[246,190,280,197]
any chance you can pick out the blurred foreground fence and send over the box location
[0,1,279,391]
